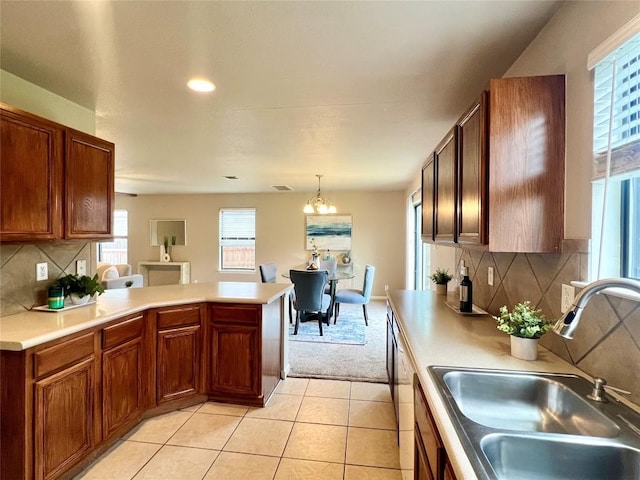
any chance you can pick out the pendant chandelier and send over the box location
[303,174,337,214]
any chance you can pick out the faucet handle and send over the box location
[588,378,630,402]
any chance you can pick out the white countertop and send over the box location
[0,282,292,351]
[386,289,588,480]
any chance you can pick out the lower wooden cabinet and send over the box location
[32,333,97,480]
[208,301,282,406]
[102,314,146,439]
[414,376,457,480]
[153,304,205,404]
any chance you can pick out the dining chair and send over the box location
[290,269,331,336]
[334,264,375,326]
[260,263,294,324]
[319,258,337,294]
[259,263,277,283]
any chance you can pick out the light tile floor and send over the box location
[75,378,402,480]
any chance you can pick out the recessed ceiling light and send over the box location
[187,78,215,93]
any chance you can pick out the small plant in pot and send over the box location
[54,273,105,305]
[430,268,453,295]
[494,301,552,360]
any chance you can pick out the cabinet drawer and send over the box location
[210,304,259,325]
[103,314,144,350]
[34,332,94,379]
[414,379,444,480]
[156,305,201,329]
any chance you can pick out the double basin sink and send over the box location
[429,367,640,480]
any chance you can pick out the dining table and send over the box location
[283,263,355,323]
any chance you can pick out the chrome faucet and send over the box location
[553,278,640,339]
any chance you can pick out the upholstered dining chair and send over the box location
[334,264,375,326]
[259,263,277,283]
[319,258,337,294]
[259,263,294,324]
[290,269,331,336]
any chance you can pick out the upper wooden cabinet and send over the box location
[0,103,114,242]
[422,75,565,252]
[456,92,488,246]
[487,75,565,252]
[421,155,435,242]
[434,129,458,244]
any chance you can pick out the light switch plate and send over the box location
[77,260,87,275]
[36,262,48,281]
[561,284,575,314]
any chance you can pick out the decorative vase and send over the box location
[510,336,539,360]
[435,283,448,295]
[69,293,90,305]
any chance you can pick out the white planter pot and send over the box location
[510,336,539,361]
[435,284,448,295]
[69,293,90,305]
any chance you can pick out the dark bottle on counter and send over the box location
[459,267,473,313]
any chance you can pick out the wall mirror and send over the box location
[150,219,187,246]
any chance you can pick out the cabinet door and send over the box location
[414,429,435,480]
[35,358,95,480]
[457,93,488,245]
[64,129,114,239]
[210,321,260,397]
[434,129,457,243]
[103,315,145,439]
[421,155,435,242]
[0,106,64,241]
[488,75,565,252]
[157,325,201,403]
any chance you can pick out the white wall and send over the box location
[116,190,405,296]
[0,70,95,133]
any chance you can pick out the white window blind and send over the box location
[593,32,640,178]
[219,208,255,270]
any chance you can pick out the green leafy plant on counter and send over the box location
[54,273,105,298]
[430,268,453,285]
[494,301,551,339]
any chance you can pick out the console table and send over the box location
[138,261,191,286]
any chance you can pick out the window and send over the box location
[621,178,640,279]
[591,30,640,280]
[97,209,128,264]
[219,208,255,271]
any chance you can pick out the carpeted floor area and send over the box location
[287,300,387,383]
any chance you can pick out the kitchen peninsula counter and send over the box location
[0,281,291,351]
[386,289,587,480]
[1,281,292,480]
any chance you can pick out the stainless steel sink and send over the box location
[442,370,619,436]
[481,433,640,480]
[429,366,640,480]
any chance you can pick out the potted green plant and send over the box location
[54,273,105,305]
[430,268,452,295]
[494,301,552,360]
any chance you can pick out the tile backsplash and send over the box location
[0,242,92,316]
[455,248,640,405]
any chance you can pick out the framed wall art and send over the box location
[305,215,352,251]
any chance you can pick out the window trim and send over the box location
[219,208,256,272]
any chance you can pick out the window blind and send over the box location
[592,28,640,179]
[219,208,255,245]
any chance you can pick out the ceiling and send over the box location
[0,1,563,195]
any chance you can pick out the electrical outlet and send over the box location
[36,262,48,281]
[76,259,87,275]
[561,284,576,314]
[488,267,494,286]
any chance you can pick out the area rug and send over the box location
[288,308,366,345]
[287,300,387,383]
